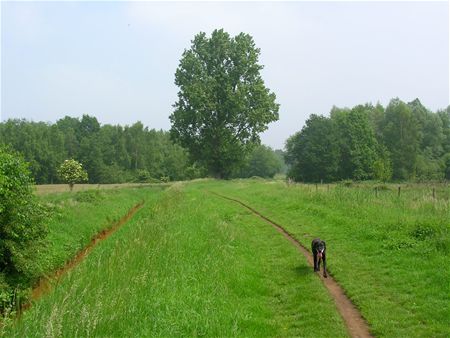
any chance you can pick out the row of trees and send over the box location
[285,98,450,182]
[0,115,284,185]
[0,116,195,184]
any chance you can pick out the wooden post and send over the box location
[432,187,436,199]
[398,186,401,197]
[315,183,318,192]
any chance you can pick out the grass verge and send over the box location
[1,186,165,321]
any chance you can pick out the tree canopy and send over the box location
[58,159,88,190]
[0,116,194,184]
[235,145,283,179]
[170,29,279,178]
[285,115,339,182]
[286,98,450,182]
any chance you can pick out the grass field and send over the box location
[3,179,449,337]
[4,183,347,337]
[203,179,450,337]
[0,186,162,322]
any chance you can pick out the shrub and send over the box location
[57,159,88,191]
[74,190,104,204]
[0,146,48,309]
[134,169,152,183]
[339,179,354,187]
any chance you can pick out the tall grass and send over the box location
[35,187,162,278]
[5,184,348,337]
[0,187,162,323]
[205,179,449,337]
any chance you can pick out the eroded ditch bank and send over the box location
[19,201,145,315]
[211,191,373,338]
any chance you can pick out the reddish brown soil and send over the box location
[213,192,373,338]
[21,201,144,313]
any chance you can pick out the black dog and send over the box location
[311,238,327,278]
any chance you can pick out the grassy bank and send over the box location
[1,186,165,319]
[204,179,449,337]
[5,183,347,337]
[35,187,165,276]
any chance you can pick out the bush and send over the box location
[339,179,354,187]
[57,159,88,190]
[74,190,104,204]
[0,147,48,309]
[134,169,155,183]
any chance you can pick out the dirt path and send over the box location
[212,192,373,338]
[21,201,145,313]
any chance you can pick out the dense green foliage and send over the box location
[285,115,339,182]
[0,147,47,309]
[286,98,450,182]
[235,145,283,178]
[170,29,279,178]
[57,159,88,190]
[0,116,194,184]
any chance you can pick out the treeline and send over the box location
[0,115,284,184]
[285,98,450,182]
[0,115,195,184]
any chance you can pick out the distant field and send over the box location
[4,179,449,337]
[34,183,169,195]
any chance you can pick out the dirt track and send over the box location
[212,192,373,338]
[21,201,145,313]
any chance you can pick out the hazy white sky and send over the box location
[1,1,449,149]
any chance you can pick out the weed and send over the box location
[73,190,104,204]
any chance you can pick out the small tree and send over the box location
[58,159,88,191]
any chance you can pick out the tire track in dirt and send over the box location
[211,192,373,338]
[20,201,145,314]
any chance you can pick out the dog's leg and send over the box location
[313,252,319,271]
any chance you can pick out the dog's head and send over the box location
[316,241,325,259]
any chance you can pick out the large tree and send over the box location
[169,29,279,178]
[285,115,340,183]
[381,98,420,180]
[331,105,380,180]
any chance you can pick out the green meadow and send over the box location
[204,179,449,337]
[3,180,449,337]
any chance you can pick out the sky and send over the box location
[1,1,449,150]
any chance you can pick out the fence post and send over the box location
[398,186,401,197]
